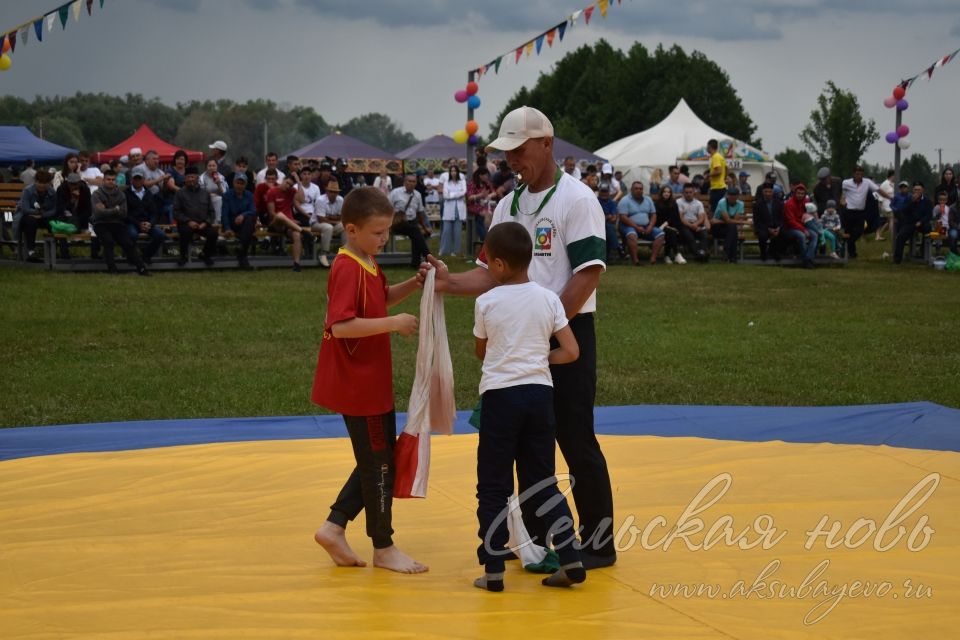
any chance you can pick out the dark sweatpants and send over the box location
[520,313,616,560]
[842,209,865,258]
[93,222,144,271]
[476,384,580,573]
[327,410,396,549]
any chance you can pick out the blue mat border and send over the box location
[1,402,958,462]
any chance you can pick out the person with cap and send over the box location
[209,140,230,177]
[14,169,58,263]
[126,166,167,264]
[311,179,345,268]
[127,148,143,175]
[601,163,622,202]
[92,169,149,276]
[226,156,255,194]
[596,182,621,262]
[712,188,751,263]
[53,171,93,260]
[173,165,219,267]
[893,181,933,264]
[840,165,891,258]
[812,167,841,216]
[874,170,896,241]
[754,171,784,200]
[737,171,751,195]
[389,173,432,269]
[752,181,787,262]
[783,183,819,268]
[221,170,257,270]
[419,105,616,570]
[618,181,664,266]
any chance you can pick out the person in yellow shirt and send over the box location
[707,139,727,217]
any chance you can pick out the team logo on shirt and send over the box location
[534,217,556,256]
[535,227,552,251]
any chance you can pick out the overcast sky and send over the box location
[1,0,958,168]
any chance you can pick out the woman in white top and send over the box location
[440,165,467,255]
[199,159,226,219]
[373,169,393,195]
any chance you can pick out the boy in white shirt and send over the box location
[472,221,586,592]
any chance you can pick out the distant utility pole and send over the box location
[936,148,943,173]
[38,118,43,140]
[263,120,269,160]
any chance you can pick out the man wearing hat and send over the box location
[311,178,345,268]
[420,106,616,569]
[813,167,841,216]
[209,140,230,177]
[221,170,257,270]
[173,165,219,267]
[737,170,751,195]
[126,166,167,264]
[754,170,784,199]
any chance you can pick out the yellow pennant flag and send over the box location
[525,41,534,57]
[599,0,609,18]
[72,0,82,21]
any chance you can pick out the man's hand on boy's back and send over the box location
[392,313,419,336]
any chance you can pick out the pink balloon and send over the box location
[454,90,468,103]
[896,125,910,137]
[883,96,897,108]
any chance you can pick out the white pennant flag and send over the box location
[72,0,82,21]
[46,14,55,32]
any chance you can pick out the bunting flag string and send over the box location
[470,0,627,80]
[899,46,960,90]
[1,0,107,70]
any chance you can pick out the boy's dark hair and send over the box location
[484,221,531,271]
[103,169,116,178]
[265,168,278,177]
[341,186,394,226]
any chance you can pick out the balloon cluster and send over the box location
[883,85,911,149]
[453,81,481,145]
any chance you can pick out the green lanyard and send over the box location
[510,168,562,217]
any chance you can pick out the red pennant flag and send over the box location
[86,0,93,14]
[546,29,556,46]
[927,65,935,79]
[584,6,594,24]
[476,66,484,78]
[515,46,523,63]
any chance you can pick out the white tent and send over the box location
[595,98,789,192]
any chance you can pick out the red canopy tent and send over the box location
[96,124,205,164]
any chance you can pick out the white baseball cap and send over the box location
[601,163,613,175]
[486,106,554,152]
[209,140,227,152]
[129,147,142,156]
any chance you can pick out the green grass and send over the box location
[1,238,958,428]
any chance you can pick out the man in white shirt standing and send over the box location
[841,165,891,258]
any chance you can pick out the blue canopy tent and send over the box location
[0,126,78,165]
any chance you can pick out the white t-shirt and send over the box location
[677,197,705,225]
[841,178,881,210]
[424,177,441,203]
[313,194,343,225]
[297,182,321,215]
[474,281,567,395]
[80,166,103,194]
[255,167,286,185]
[480,172,606,314]
[877,179,894,214]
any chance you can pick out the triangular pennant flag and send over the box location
[86,0,93,15]
[47,13,57,32]
[584,6,595,25]
[495,56,502,73]
[570,10,582,25]
[19,26,28,46]
[535,34,545,54]
[8,31,15,53]
[599,0,609,18]
[72,0,82,21]
[100,0,105,7]
[926,65,935,79]
[1,35,7,54]
[34,19,43,41]
[515,46,523,64]
[476,65,484,78]
[558,21,567,40]
[58,5,69,29]
[947,51,958,65]
[525,41,534,57]
[546,28,556,47]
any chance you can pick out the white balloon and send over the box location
[897,138,912,150]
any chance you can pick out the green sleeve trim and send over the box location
[567,236,606,270]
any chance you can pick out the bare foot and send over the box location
[372,545,428,574]
[314,522,367,567]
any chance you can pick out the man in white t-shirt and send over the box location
[78,151,103,195]
[841,165,891,258]
[420,106,615,570]
[255,152,286,185]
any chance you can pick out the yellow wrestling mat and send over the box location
[1,434,958,639]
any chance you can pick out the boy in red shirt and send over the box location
[265,173,307,271]
[311,187,428,574]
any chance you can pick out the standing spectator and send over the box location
[373,169,393,195]
[311,180,345,268]
[617,181,664,266]
[664,165,684,195]
[755,170,785,200]
[934,166,958,207]
[225,156,255,194]
[14,170,57,262]
[941,190,959,254]
[738,171,751,195]
[783,184,819,269]
[753,182,787,262]
[20,159,36,186]
[78,151,103,195]
[467,167,495,243]
[440,164,467,256]
[389,174,432,269]
[840,165,891,258]
[874,169,896,241]
[423,167,442,218]
[562,155,581,180]
[894,182,933,264]
[265,173,307,271]
[596,184,620,261]
[54,173,92,260]
[656,185,684,264]
[199,159,226,221]
[677,183,710,261]
[52,153,80,190]
[707,139,727,215]
[221,172,257,270]
[92,170,149,275]
[255,152,285,185]
[491,160,515,197]
[173,165,218,267]
[677,163,691,185]
[125,167,166,264]
[812,167,842,215]
[208,140,230,177]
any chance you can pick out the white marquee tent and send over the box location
[595,98,789,191]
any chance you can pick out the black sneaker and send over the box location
[177,256,188,267]
[142,255,153,265]
[292,262,301,272]
[238,257,254,271]
[199,253,214,267]
[26,251,43,263]
[137,266,151,277]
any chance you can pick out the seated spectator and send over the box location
[112,158,128,186]
[52,152,80,190]
[753,182,787,262]
[199,159,226,221]
[596,184,621,262]
[163,150,189,223]
[601,163,622,199]
[894,182,933,264]
[712,188,751,263]
[491,160,515,197]
[53,172,93,260]
[173,165,218,267]
[265,173,307,271]
[127,148,144,176]
[389,174,432,269]
[221,172,257,270]
[738,171,751,195]
[783,183,819,269]
[139,151,168,199]
[755,171,784,200]
[310,179,344,268]
[78,151,103,195]
[664,165,684,196]
[295,166,321,226]
[931,189,958,254]
[226,156,255,193]
[285,155,302,183]
[934,166,957,207]
[804,202,839,260]
[617,181,664,266]
[647,167,662,196]
[562,155,581,180]
[467,167,495,243]
[677,183,709,261]
[423,167,442,216]
[209,140,230,177]
[126,167,167,264]
[656,185,685,264]
[14,169,57,263]
[255,151,285,185]
[92,170,149,276]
